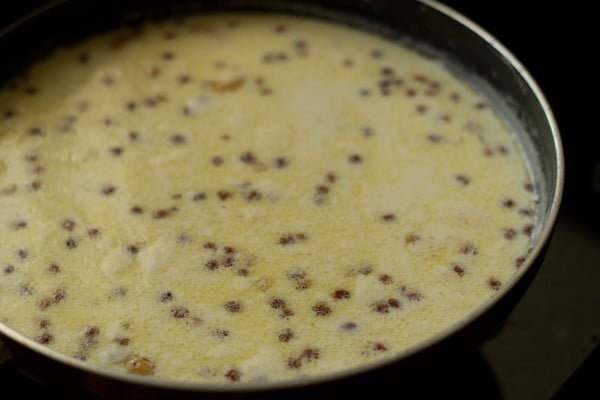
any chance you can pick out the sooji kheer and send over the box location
[0,13,537,383]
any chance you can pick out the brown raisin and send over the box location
[102,185,117,195]
[193,192,207,201]
[240,152,256,164]
[269,298,286,309]
[170,134,186,144]
[400,286,423,301]
[153,209,171,219]
[373,342,388,351]
[204,242,217,250]
[224,369,241,382]
[278,328,294,342]
[504,228,517,239]
[453,265,465,276]
[37,332,54,345]
[382,213,396,222]
[37,319,50,329]
[502,198,515,208]
[171,307,189,318]
[489,278,502,290]
[301,348,320,361]
[224,300,243,313]
[455,174,470,185]
[17,249,28,259]
[12,220,28,230]
[372,300,390,314]
[287,357,302,369]
[341,322,357,331]
[205,259,219,270]
[405,234,420,244]
[160,292,174,302]
[461,244,478,255]
[348,154,363,164]
[47,264,60,273]
[62,219,76,231]
[388,298,401,308]
[84,326,99,338]
[311,302,331,316]
[217,190,232,200]
[275,157,288,168]
[332,289,350,300]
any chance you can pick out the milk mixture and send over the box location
[0,13,537,383]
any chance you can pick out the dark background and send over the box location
[1,1,598,399]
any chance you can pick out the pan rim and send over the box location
[0,0,564,393]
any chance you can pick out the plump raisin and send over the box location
[84,326,99,338]
[224,369,241,382]
[311,302,331,316]
[388,298,401,308]
[504,228,517,239]
[341,321,357,331]
[47,264,60,273]
[102,185,117,195]
[405,234,420,244]
[453,265,465,276]
[332,289,350,300]
[171,307,189,318]
[160,292,174,303]
[224,300,243,313]
[287,357,302,369]
[269,297,286,309]
[455,174,470,185]
[372,300,390,314]
[17,249,28,259]
[275,157,288,168]
[130,205,143,214]
[301,348,320,361]
[215,328,230,338]
[12,220,28,230]
[37,332,54,345]
[205,259,219,271]
[488,278,502,290]
[278,328,294,342]
[62,219,76,231]
[373,342,388,351]
[88,228,100,238]
[400,286,423,301]
[382,213,396,222]
[37,319,50,329]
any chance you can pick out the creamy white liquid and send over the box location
[0,13,537,383]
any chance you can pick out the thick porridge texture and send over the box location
[0,13,537,383]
